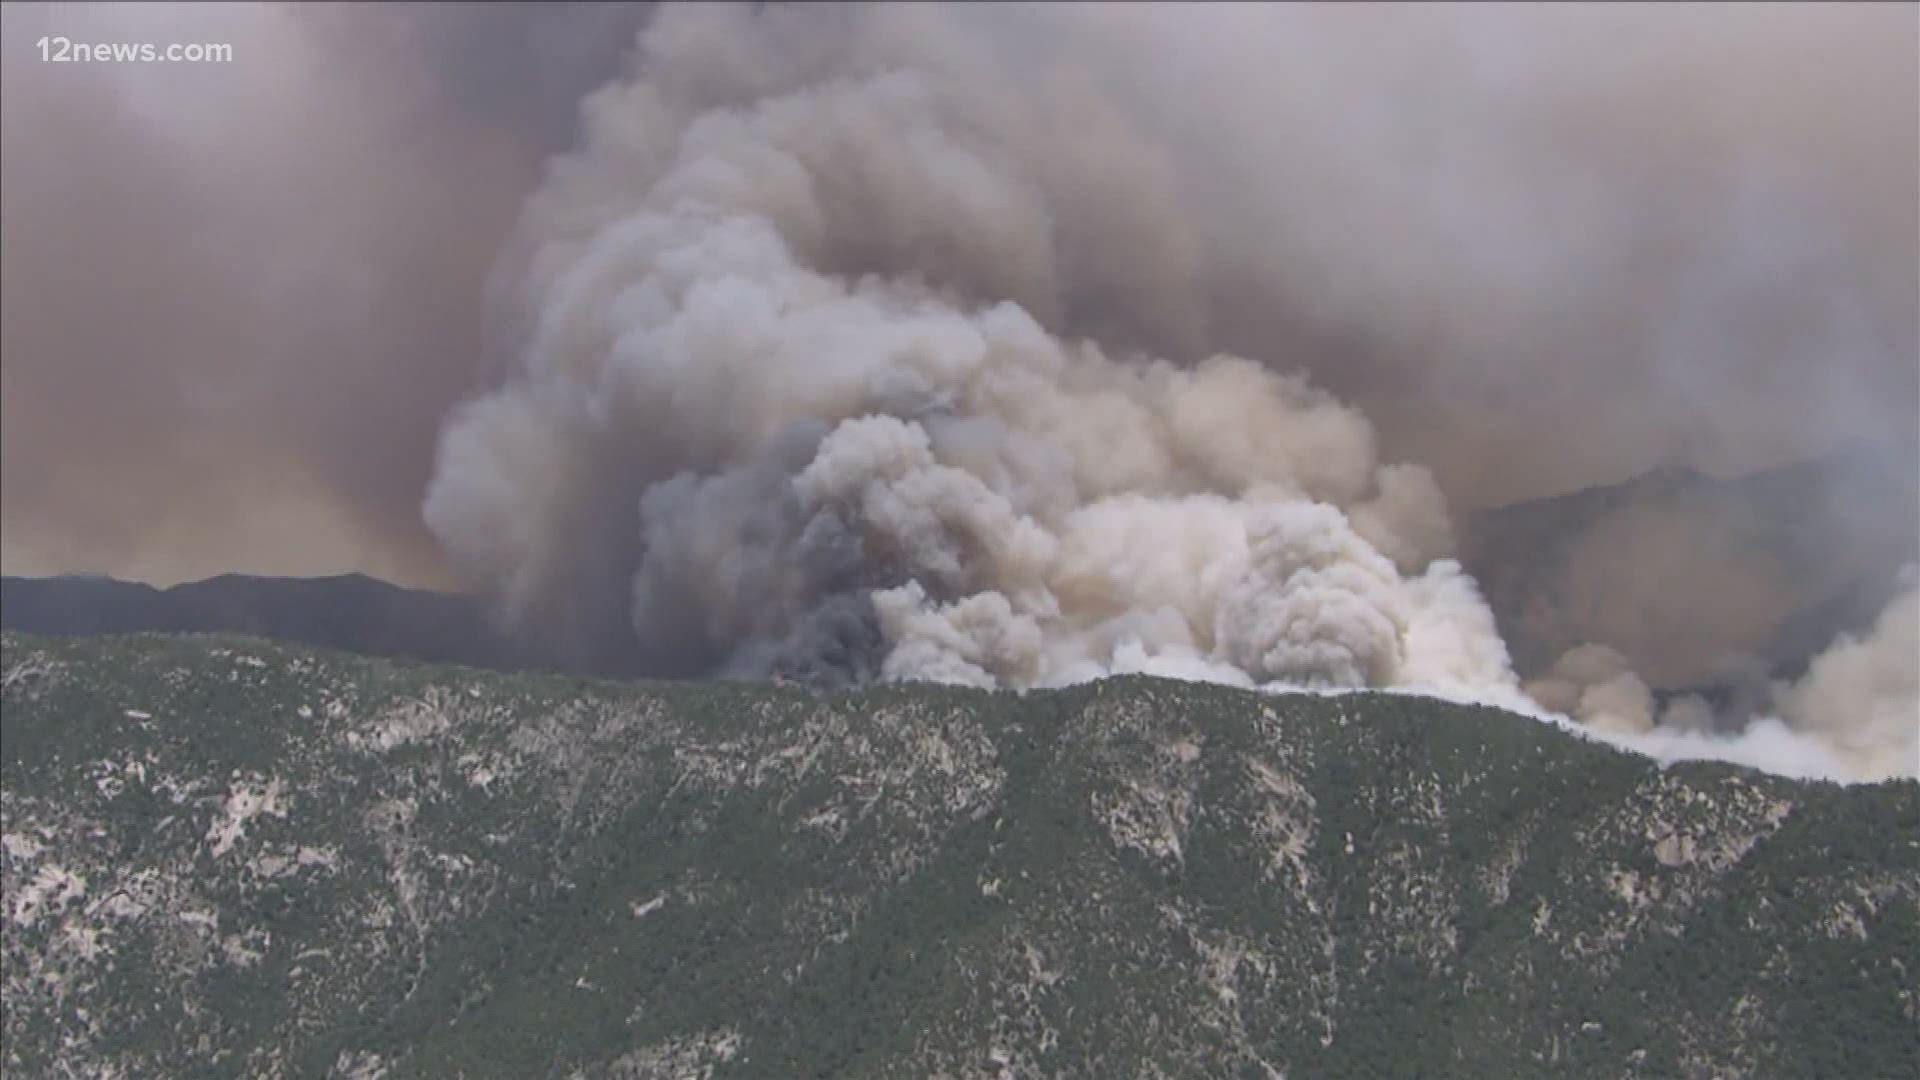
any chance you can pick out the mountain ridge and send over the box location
[4,630,1915,1077]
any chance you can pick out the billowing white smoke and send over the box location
[1772,581,1919,781]
[424,3,1916,783]
[1528,581,1919,781]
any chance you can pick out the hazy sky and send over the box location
[1,2,1913,587]
[1,2,647,585]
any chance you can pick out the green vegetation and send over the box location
[4,631,1916,1077]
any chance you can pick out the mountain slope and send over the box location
[1460,447,1919,688]
[3,632,1916,1078]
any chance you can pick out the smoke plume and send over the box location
[423,3,1917,780]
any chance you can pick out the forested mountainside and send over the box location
[5,632,1915,1078]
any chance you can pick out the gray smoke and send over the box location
[417,3,1916,779]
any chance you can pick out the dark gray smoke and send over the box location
[629,418,887,684]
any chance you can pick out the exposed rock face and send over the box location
[3,632,1916,1078]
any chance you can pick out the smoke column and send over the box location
[424,3,1918,781]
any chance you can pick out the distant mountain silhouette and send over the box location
[1459,444,1919,689]
[0,572,526,673]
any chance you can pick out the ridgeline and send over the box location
[3,632,1915,1077]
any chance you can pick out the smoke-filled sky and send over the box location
[2,3,1916,777]
[1,1,652,585]
[3,1,1913,582]
[2,2,1914,585]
